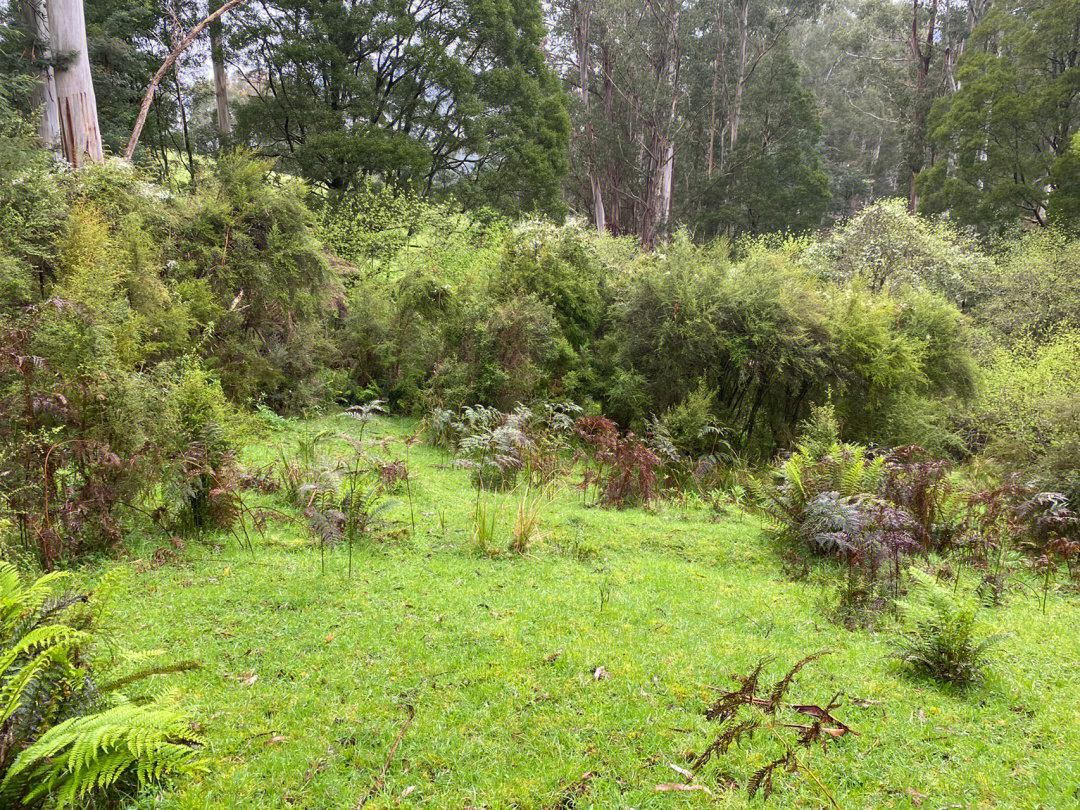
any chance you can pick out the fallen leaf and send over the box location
[654,783,713,796]
[326,633,335,643]
[263,735,286,746]
[593,666,610,680]
[790,704,857,735]
[544,649,562,664]
[400,785,416,797]
[906,787,927,806]
[242,670,258,687]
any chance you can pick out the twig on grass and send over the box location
[356,703,416,808]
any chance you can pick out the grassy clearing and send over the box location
[97,414,1080,809]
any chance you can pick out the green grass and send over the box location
[94,414,1080,808]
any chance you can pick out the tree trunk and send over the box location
[21,0,61,153]
[600,39,621,234]
[209,16,231,135]
[729,0,750,152]
[572,0,605,232]
[706,6,723,179]
[641,0,680,250]
[908,0,937,213]
[124,0,249,161]
[44,0,102,165]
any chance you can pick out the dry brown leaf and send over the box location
[906,787,927,806]
[655,783,713,796]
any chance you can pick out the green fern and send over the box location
[0,563,89,753]
[892,567,1000,686]
[2,699,203,808]
[0,562,202,808]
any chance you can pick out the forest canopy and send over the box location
[7,0,1080,240]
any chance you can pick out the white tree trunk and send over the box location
[572,0,605,232]
[641,0,680,249]
[21,0,61,153]
[45,0,103,166]
[210,17,231,134]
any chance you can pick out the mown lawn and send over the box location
[97,414,1080,809]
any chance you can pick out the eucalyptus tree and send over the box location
[553,0,824,245]
[228,0,569,217]
[918,0,1080,230]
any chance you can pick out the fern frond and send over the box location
[2,700,202,807]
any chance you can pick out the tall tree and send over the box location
[695,48,830,236]
[554,0,821,245]
[918,0,1080,229]
[44,0,102,164]
[229,0,569,217]
[569,0,605,231]
[19,0,60,151]
[208,15,229,136]
[791,0,908,218]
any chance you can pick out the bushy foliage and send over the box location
[750,437,886,547]
[800,198,993,305]
[972,230,1080,342]
[169,152,338,410]
[976,330,1080,502]
[0,147,330,564]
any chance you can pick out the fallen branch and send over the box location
[356,703,415,808]
[124,0,249,161]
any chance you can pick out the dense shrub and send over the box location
[976,330,1080,501]
[971,229,1080,342]
[169,152,339,410]
[0,151,273,565]
[800,198,993,305]
[601,235,831,452]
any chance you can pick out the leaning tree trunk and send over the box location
[45,0,103,165]
[21,0,61,153]
[209,16,231,135]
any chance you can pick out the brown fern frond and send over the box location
[765,650,829,714]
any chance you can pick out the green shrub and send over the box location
[972,229,1080,342]
[154,359,240,535]
[976,330,1080,501]
[491,221,606,352]
[800,198,993,305]
[169,151,339,411]
[750,440,885,547]
[828,285,975,455]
